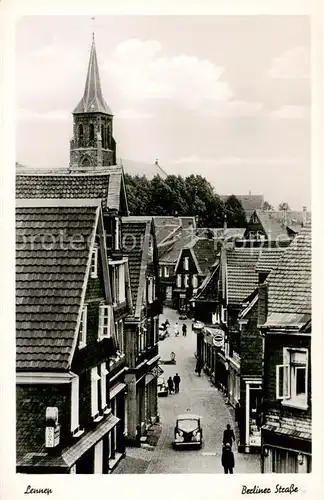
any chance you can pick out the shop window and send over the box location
[272,449,298,473]
[90,247,98,278]
[98,305,112,339]
[276,348,308,409]
[78,306,87,348]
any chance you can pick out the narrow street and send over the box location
[116,307,261,474]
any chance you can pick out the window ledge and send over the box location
[93,415,104,423]
[281,400,308,411]
[104,407,112,416]
[73,429,85,438]
[78,342,86,350]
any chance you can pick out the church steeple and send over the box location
[69,36,116,170]
[73,35,112,115]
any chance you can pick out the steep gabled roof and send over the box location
[265,222,311,329]
[184,238,216,275]
[16,199,103,371]
[221,194,264,215]
[73,37,112,115]
[16,165,128,213]
[256,248,285,273]
[195,262,220,302]
[226,247,261,304]
[159,228,194,264]
[121,217,154,317]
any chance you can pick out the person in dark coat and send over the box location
[223,424,235,447]
[173,373,181,393]
[167,376,174,394]
[195,358,202,376]
[221,443,235,474]
[182,324,187,336]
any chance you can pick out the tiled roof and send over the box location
[159,228,194,264]
[16,204,98,371]
[156,225,180,246]
[226,248,261,304]
[254,211,290,239]
[189,238,216,275]
[195,263,220,301]
[15,166,123,211]
[254,210,310,238]
[265,222,311,328]
[122,218,152,316]
[256,248,285,273]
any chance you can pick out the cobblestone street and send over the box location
[115,307,261,474]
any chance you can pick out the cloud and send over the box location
[199,100,263,117]
[17,108,70,121]
[270,105,309,119]
[115,108,153,119]
[104,39,233,109]
[172,156,303,166]
[267,46,310,79]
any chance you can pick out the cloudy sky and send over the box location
[16,15,310,209]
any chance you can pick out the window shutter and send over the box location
[276,364,290,400]
[100,363,108,409]
[91,367,100,417]
[71,375,79,432]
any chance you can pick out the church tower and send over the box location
[69,36,116,169]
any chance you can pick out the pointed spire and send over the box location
[73,37,112,115]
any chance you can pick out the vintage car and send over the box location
[157,377,168,397]
[173,413,203,448]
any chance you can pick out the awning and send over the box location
[262,424,311,441]
[62,414,120,467]
[110,383,126,400]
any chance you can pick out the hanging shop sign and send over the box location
[213,331,225,348]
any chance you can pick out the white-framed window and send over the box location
[118,264,126,303]
[184,274,189,288]
[276,348,308,409]
[71,375,79,433]
[91,367,101,419]
[192,274,198,288]
[90,247,98,278]
[184,256,189,271]
[138,327,145,353]
[176,274,181,288]
[159,267,162,277]
[164,266,169,278]
[221,306,228,325]
[100,362,109,410]
[78,306,87,348]
[98,305,112,339]
[115,217,120,251]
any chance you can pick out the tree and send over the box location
[262,200,273,210]
[278,202,290,211]
[224,195,247,228]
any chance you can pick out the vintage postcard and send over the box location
[0,1,322,499]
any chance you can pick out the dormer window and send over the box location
[78,306,87,348]
[184,256,189,271]
[98,305,112,339]
[90,247,98,278]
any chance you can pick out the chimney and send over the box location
[155,159,159,166]
[188,221,194,238]
[302,206,307,226]
[258,283,268,326]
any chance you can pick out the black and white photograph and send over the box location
[0,3,323,498]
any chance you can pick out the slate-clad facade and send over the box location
[16,200,123,474]
[260,223,312,473]
[122,218,162,445]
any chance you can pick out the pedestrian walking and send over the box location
[195,358,202,376]
[173,373,181,393]
[223,424,235,447]
[182,323,187,336]
[221,443,235,474]
[174,322,179,337]
[167,376,174,394]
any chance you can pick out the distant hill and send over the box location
[120,158,168,179]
